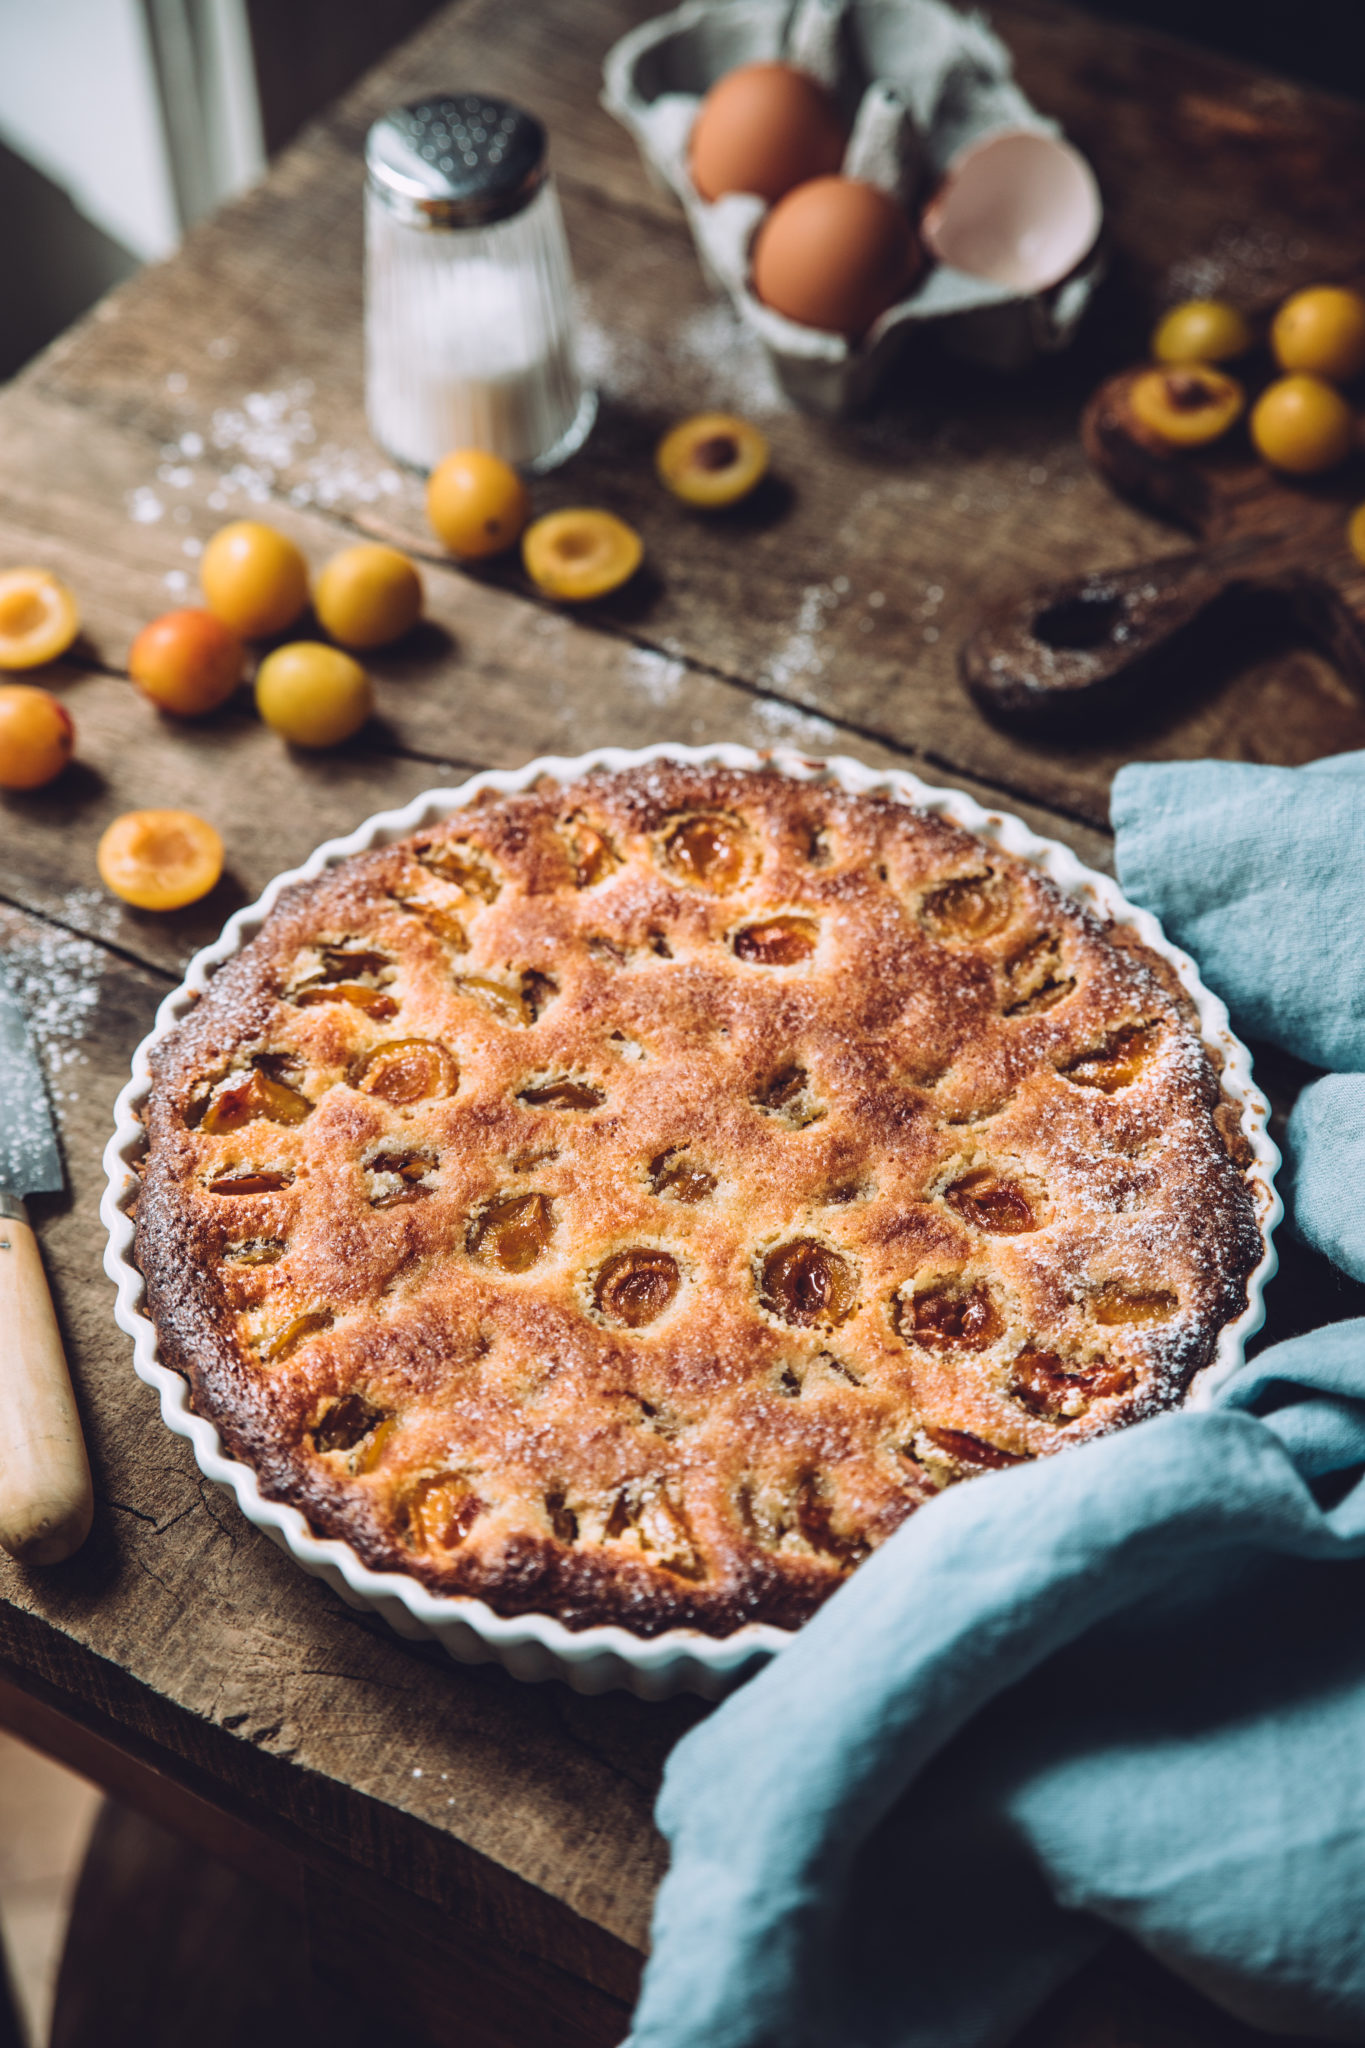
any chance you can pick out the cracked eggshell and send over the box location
[921,129,1102,296]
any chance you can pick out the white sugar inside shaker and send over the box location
[365,93,596,472]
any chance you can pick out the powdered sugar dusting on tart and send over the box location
[133,765,1261,1635]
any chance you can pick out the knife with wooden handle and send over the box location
[0,963,93,1565]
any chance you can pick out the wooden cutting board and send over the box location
[960,364,1365,728]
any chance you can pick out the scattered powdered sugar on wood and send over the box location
[668,303,788,418]
[764,582,845,689]
[56,885,126,947]
[1165,221,1310,308]
[0,913,106,1108]
[125,373,414,532]
[746,698,838,746]
[626,646,687,706]
[573,313,657,409]
[127,486,165,525]
[207,385,406,513]
[577,296,788,417]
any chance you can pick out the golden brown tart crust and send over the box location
[135,764,1261,1635]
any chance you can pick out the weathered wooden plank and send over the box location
[0,389,1114,977]
[24,0,1365,829]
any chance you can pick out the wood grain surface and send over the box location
[2,0,1363,2038]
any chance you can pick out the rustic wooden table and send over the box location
[2,2,1363,2042]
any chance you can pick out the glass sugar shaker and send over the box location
[364,94,596,473]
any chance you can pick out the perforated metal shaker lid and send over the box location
[365,94,547,229]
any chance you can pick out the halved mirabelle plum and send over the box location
[200,1064,311,1133]
[1011,1348,1133,1420]
[364,1148,436,1207]
[661,812,750,891]
[1151,300,1251,365]
[304,944,392,984]
[468,1192,553,1272]
[1001,933,1074,1017]
[759,1239,856,1327]
[205,1166,294,1193]
[0,685,74,789]
[594,1248,680,1327]
[313,544,423,649]
[522,510,642,602]
[921,1425,1023,1471]
[656,413,769,509]
[416,840,500,900]
[944,1169,1037,1234]
[97,808,223,910]
[129,608,243,717]
[255,642,373,748]
[517,1077,604,1110]
[352,1038,457,1105]
[1091,1284,1177,1326]
[649,1149,717,1203]
[1129,365,1244,447]
[560,813,619,888]
[1062,1023,1160,1092]
[406,1473,485,1549]
[733,915,817,966]
[754,1063,821,1127]
[900,1280,1001,1350]
[313,1393,390,1458]
[451,975,529,1026]
[295,983,397,1019]
[920,872,1013,941]
[261,1309,333,1364]
[0,568,80,670]
[426,449,530,560]
[201,521,309,638]
[394,894,468,950]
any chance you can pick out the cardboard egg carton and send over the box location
[601,0,1105,415]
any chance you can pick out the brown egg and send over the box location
[752,176,921,339]
[689,61,845,205]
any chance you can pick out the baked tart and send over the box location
[135,763,1262,1635]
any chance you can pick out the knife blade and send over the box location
[0,963,63,1200]
[0,956,92,1565]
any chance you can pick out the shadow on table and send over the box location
[49,1802,369,2048]
[1016,1933,1333,2048]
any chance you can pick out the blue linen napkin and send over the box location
[628,751,1365,2048]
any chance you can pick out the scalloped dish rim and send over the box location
[100,742,1282,1700]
